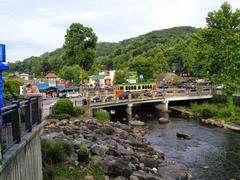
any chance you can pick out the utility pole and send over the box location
[80,66,83,94]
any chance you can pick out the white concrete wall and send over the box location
[0,124,43,180]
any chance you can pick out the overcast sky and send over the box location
[0,0,240,62]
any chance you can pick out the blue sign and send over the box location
[139,75,143,79]
[0,44,6,62]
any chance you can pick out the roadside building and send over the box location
[19,73,29,81]
[89,70,115,87]
[45,73,60,87]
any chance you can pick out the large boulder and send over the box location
[129,121,145,126]
[158,164,190,180]
[102,157,133,177]
[140,157,159,169]
[176,132,192,140]
[158,117,169,124]
[91,144,109,157]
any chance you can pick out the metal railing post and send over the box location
[37,96,42,123]
[12,100,21,143]
[25,97,32,132]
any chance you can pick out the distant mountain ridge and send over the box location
[8,26,196,76]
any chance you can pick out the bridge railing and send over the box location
[88,86,213,106]
[0,96,42,154]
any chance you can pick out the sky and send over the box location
[0,0,240,62]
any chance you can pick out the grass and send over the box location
[190,102,240,122]
[94,109,110,122]
[54,162,105,180]
[42,140,105,180]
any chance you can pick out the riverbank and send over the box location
[169,106,240,132]
[42,116,191,179]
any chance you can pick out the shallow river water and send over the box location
[144,114,240,179]
[111,104,240,179]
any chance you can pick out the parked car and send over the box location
[144,90,153,97]
[91,95,101,102]
[119,92,131,100]
[104,95,114,102]
[59,92,67,98]
[66,92,80,98]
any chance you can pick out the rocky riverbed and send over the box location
[42,117,191,180]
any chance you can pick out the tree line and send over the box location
[7,2,240,97]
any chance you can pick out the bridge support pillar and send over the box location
[156,100,169,112]
[126,104,133,121]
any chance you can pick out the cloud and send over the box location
[1,0,240,61]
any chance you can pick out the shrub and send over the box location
[53,99,73,115]
[46,113,71,120]
[41,140,73,165]
[72,106,85,117]
[79,144,88,154]
[94,109,110,122]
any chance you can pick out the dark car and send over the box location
[104,95,114,102]
[119,92,130,100]
[90,95,101,103]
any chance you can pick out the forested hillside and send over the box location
[8,26,196,80]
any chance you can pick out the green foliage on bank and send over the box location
[94,109,110,122]
[53,99,73,115]
[41,140,105,180]
[190,101,240,122]
[41,140,73,165]
[72,106,86,117]
[54,162,105,180]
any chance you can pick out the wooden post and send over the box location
[163,90,166,97]
[128,94,132,101]
[173,88,176,97]
[115,95,119,103]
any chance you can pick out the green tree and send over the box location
[59,65,80,85]
[63,23,97,70]
[113,69,127,84]
[196,2,240,105]
[3,80,23,94]
[128,56,154,80]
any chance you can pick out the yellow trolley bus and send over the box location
[115,82,156,95]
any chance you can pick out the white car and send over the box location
[66,92,80,98]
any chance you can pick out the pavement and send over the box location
[42,97,84,118]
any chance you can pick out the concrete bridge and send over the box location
[89,86,213,120]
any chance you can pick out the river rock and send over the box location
[129,120,145,126]
[158,117,169,124]
[114,176,127,180]
[84,175,94,180]
[134,114,140,119]
[158,164,189,180]
[129,175,139,180]
[102,157,133,177]
[140,157,159,168]
[176,132,192,140]
[131,171,162,180]
[91,144,109,157]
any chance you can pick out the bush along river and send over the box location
[110,104,240,179]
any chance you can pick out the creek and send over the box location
[110,104,240,179]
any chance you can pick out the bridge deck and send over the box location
[89,88,213,109]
